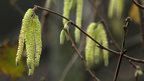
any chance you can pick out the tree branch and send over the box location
[33,5,144,64]
[113,17,131,81]
[64,29,100,81]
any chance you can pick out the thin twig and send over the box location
[128,60,143,81]
[64,29,100,81]
[132,0,144,9]
[113,17,131,81]
[34,5,120,53]
[128,60,137,69]
[101,20,121,50]
[40,0,52,28]
[33,5,144,64]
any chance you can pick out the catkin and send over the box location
[116,0,124,17]
[62,0,73,43]
[60,29,66,45]
[63,0,71,26]
[97,23,109,66]
[60,21,70,45]
[24,9,35,70]
[108,0,124,18]
[74,0,83,43]
[33,15,42,67]
[16,8,42,76]
[94,32,101,64]
[108,0,116,18]
[15,23,25,66]
[85,23,97,67]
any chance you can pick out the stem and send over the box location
[64,29,100,81]
[33,5,144,64]
[132,0,144,9]
[113,17,131,81]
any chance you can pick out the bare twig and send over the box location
[64,29,100,81]
[132,0,144,9]
[33,5,144,64]
[113,17,131,81]
[129,60,138,81]
[101,20,121,50]
[129,60,137,69]
[40,0,52,28]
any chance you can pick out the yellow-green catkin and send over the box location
[24,9,35,70]
[74,0,83,43]
[16,8,42,76]
[61,0,73,44]
[33,15,42,67]
[60,29,66,45]
[108,0,115,18]
[63,0,71,28]
[97,23,109,66]
[85,23,97,67]
[15,21,25,66]
[116,0,124,17]
[108,0,124,18]
[94,32,101,64]
[60,21,70,45]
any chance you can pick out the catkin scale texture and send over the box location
[75,0,83,43]
[96,23,109,66]
[33,15,42,67]
[24,12,35,70]
[15,24,25,66]
[60,29,66,45]
[63,0,71,25]
[16,8,42,76]
[85,23,97,66]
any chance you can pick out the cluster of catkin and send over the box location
[60,0,109,67]
[108,0,124,18]
[16,9,42,76]
[85,22,109,67]
[60,0,83,44]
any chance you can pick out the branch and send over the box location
[132,0,144,9]
[113,17,131,81]
[59,37,85,81]
[64,29,100,81]
[33,5,144,64]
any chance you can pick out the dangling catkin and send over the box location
[108,0,124,18]
[33,15,42,67]
[108,0,116,18]
[74,0,83,43]
[85,23,97,67]
[116,0,124,17]
[63,0,71,27]
[94,32,101,64]
[15,21,25,66]
[97,23,109,66]
[16,8,42,76]
[60,21,70,45]
[60,29,66,45]
[24,9,35,70]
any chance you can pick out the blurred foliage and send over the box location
[129,3,140,24]
[0,44,24,80]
